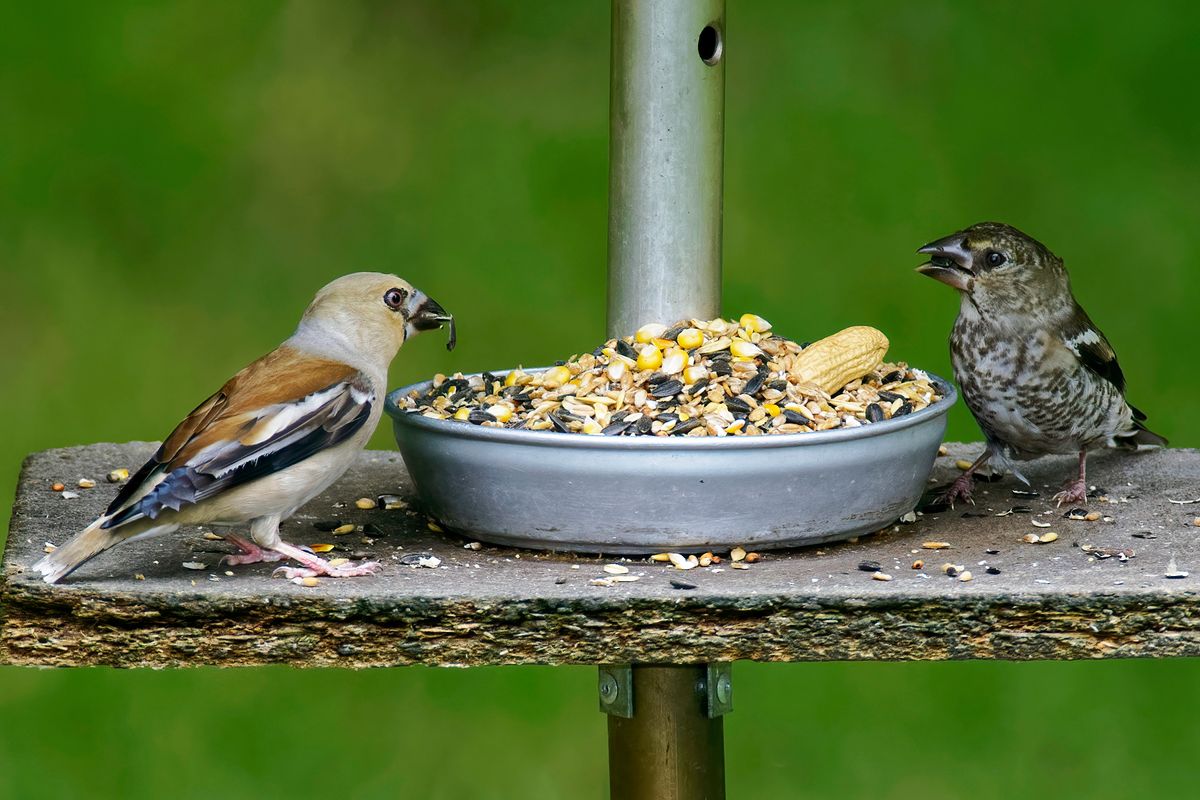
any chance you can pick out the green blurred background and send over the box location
[2,2,1197,798]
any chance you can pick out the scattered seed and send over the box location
[1022,533,1041,544]
[670,579,698,590]
[986,566,1001,575]
[744,552,762,563]
[427,520,444,533]
[464,541,483,550]
[51,482,65,492]
[1064,508,1089,521]
[941,563,961,576]
[418,556,441,568]
[899,511,918,524]
[1084,511,1102,522]
[650,553,672,562]
[1193,518,1200,528]
[937,445,949,456]
[327,558,350,568]
[985,548,1000,555]
[554,576,568,585]
[42,542,57,553]
[698,552,714,567]
[911,559,924,570]
[603,563,630,575]
[309,543,335,553]
[378,494,407,510]
[1039,532,1059,543]
[60,491,80,500]
[134,573,145,580]
[77,478,96,489]
[858,560,883,572]
[955,459,973,471]
[106,468,130,483]
[333,523,356,535]
[730,562,750,570]
[958,570,973,582]
[922,541,952,550]
[1031,519,1051,528]
[354,497,377,510]
[589,578,615,587]
[182,561,206,570]
[611,574,641,583]
[872,572,893,581]
[1012,489,1039,498]
[730,546,747,562]
[202,532,225,541]
[293,576,321,587]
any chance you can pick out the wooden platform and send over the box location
[3,442,1198,668]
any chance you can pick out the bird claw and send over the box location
[1053,479,1088,507]
[936,474,977,509]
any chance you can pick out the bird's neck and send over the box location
[286,319,394,385]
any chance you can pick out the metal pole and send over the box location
[606,665,728,800]
[606,0,726,338]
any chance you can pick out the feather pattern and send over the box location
[104,346,373,528]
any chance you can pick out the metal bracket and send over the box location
[598,663,732,719]
[598,664,634,718]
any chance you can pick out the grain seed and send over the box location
[603,563,630,575]
[872,572,893,581]
[77,478,96,489]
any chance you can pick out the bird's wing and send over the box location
[1060,303,1126,395]
[103,347,373,528]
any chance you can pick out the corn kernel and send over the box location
[541,365,571,389]
[739,313,772,333]
[682,365,708,384]
[730,340,763,359]
[677,328,704,349]
[504,369,525,387]
[581,418,603,434]
[661,347,687,375]
[453,407,471,420]
[636,344,662,371]
[487,403,514,423]
[607,360,627,382]
[763,403,781,417]
[635,323,668,343]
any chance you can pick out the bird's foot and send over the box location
[1053,478,1089,507]
[936,474,977,509]
[268,541,381,579]
[220,533,289,566]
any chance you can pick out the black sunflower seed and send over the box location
[616,339,638,360]
[672,418,703,435]
[635,415,653,435]
[878,390,904,403]
[686,378,710,396]
[783,409,807,425]
[611,409,630,423]
[468,410,494,424]
[662,326,685,341]
[866,403,885,423]
[742,367,770,396]
[670,579,697,590]
[725,396,752,413]
[892,401,913,417]
[602,420,633,436]
[650,380,683,398]
[656,412,679,424]
[646,371,669,387]
[858,560,882,572]
[710,360,732,377]
[767,379,788,392]
[882,370,904,384]
[550,413,573,433]
[1012,489,1040,498]
[986,566,1002,575]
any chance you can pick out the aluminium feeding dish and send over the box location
[385,327,956,552]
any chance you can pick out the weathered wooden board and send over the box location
[3,442,1198,668]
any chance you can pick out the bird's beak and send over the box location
[916,235,974,292]
[405,291,457,351]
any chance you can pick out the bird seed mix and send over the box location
[398,315,942,437]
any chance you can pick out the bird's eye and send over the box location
[985,251,1007,268]
[383,288,408,310]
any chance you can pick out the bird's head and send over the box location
[300,272,455,366]
[916,222,1070,315]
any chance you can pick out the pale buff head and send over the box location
[295,272,454,371]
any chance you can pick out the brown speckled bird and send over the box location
[916,222,1166,506]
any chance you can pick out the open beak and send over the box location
[405,291,457,351]
[916,234,974,292]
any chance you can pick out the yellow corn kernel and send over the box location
[635,323,668,343]
[504,369,525,387]
[763,403,781,417]
[581,418,603,435]
[487,403,514,423]
[682,364,708,384]
[636,344,663,371]
[730,340,763,359]
[739,313,772,333]
[453,407,471,421]
[676,328,704,349]
[661,347,687,375]
[541,365,571,389]
[606,360,628,382]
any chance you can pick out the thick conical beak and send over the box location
[916,234,974,292]
[405,291,457,350]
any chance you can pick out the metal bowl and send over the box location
[385,371,956,554]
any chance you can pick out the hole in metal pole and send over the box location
[698,24,722,65]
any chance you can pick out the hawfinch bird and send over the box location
[917,222,1165,507]
[34,272,454,583]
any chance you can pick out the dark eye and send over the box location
[985,251,1006,267]
[383,288,407,310]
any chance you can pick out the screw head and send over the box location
[599,672,619,703]
[716,672,732,704]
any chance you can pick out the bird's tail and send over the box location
[1114,420,1169,450]
[32,517,128,584]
